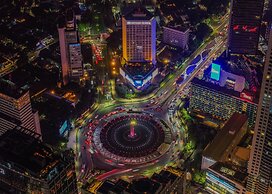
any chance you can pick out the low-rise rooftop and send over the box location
[0,126,72,181]
[0,79,28,99]
[94,167,184,194]
[123,62,156,78]
[203,113,248,161]
[164,23,189,33]
[209,162,247,186]
[124,6,153,21]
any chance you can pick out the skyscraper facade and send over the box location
[0,79,41,136]
[228,0,264,55]
[189,78,258,128]
[247,28,272,194]
[58,10,83,86]
[122,7,156,64]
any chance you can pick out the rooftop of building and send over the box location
[232,146,250,166]
[115,179,130,191]
[123,62,156,79]
[208,162,247,186]
[124,6,153,21]
[97,178,161,193]
[204,52,263,95]
[157,45,184,62]
[203,113,248,161]
[129,178,161,194]
[0,126,73,181]
[164,22,189,33]
[66,9,74,22]
[96,180,115,193]
[159,1,186,22]
[91,179,130,194]
[0,79,28,99]
[0,54,17,65]
[151,169,179,185]
[211,55,244,77]
[58,9,75,29]
[94,167,184,194]
[33,93,74,145]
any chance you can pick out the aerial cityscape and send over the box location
[0,0,271,193]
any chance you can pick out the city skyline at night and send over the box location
[0,0,271,193]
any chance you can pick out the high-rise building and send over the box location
[58,9,83,86]
[228,0,264,55]
[189,78,258,128]
[247,27,272,194]
[120,6,158,89]
[0,79,41,137]
[122,7,156,64]
[0,126,78,194]
[163,25,189,49]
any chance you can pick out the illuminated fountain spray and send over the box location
[129,120,137,138]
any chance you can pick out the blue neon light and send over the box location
[207,172,236,192]
[134,80,143,87]
[59,120,68,136]
[211,63,221,81]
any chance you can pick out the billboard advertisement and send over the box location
[211,63,221,81]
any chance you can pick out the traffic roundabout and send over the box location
[92,111,173,165]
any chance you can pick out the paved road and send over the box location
[72,13,229,183]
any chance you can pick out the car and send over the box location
[105,159,113,163]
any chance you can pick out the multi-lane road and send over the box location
[71,13,229,184]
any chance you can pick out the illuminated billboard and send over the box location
[211,63,221,81]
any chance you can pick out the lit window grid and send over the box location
[189,84,257,127]
[247,34,272,193]
[126,24,152,61]
[163,27,189,49]
[0,92,36,133]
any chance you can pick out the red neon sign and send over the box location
[249,27,257,33]
[233,25,239,31]
[240,92,253,101]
